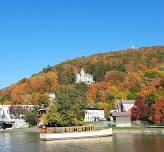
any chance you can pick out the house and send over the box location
[0,105,11,120]
[37,108,47,118]
[48,93,56,102]
[84,108,105,122]
[116,99,135,112]
[76,68,95,84]
[111,112,131,127]
[0,104,36,119]
[110,99,135,127]
[0,105,28,129]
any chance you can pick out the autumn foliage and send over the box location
[131,98,151,121]
[152,99,164,124]
[0,46,164,123]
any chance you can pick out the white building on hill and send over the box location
[48,93,56,102]
[76,68,95,84]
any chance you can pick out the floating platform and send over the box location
[40,128,112,141]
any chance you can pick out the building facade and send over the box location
[111,112,131,127]
[48,93,56,102]
[0,105,11,120]
[84,108,105,122]
[76,68,95,84]
[0,105,29,129]
[110,99,135,127]
[116,99,135,112]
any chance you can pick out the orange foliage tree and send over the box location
[152,99,164,124]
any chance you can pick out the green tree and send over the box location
[92,61,108,81]
[127,91,137,100]
[56,85,87,126]
[145,94,157,106]
[112,60,127,72]
[95,90,101,103]
[58,68,75,85]
[43,78,52,92]
[117,64,127,72]
[24,106,39,126]
[43,104,62,126]
[25,111,37,126]
[38,94,49,107]
[42,65,53,73]
[75,82,88,94]
[0,94,11,104]
[144,71,160,79]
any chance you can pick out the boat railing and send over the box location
[41,125,96,133]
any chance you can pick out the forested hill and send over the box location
[0,46,164,109]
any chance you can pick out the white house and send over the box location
[84,108,105,122]
[0,105,32,129]
[76,68,95,84]
[48,93,56,102]
[0,105,11,120]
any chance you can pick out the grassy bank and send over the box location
[0,126,40,133]
[113,126,164,134]
[1,125,164,134]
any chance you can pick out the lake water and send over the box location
[0,131,164,152]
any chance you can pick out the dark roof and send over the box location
[37,108,47,112]
[111,112,131,117]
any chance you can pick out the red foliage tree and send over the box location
[131,98,151,121]
[152,99,164,124]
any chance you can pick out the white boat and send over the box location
[40,128,112,140]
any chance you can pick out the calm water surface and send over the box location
[0,131,164,152]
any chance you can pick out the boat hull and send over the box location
[40,128,112,141]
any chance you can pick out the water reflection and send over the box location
[0,132,38,147]
[0,132,164,152]
[0,132,112,152]
[113,133,164,152]
[41,137,113,152]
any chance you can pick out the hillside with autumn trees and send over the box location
[0,46,164,124]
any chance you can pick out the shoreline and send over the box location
[0,127,40,133]
[113,127,164,134]
[0,127,164,134]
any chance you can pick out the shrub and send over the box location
[25,111,38,126]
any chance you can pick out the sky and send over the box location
[0,0,164,89]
